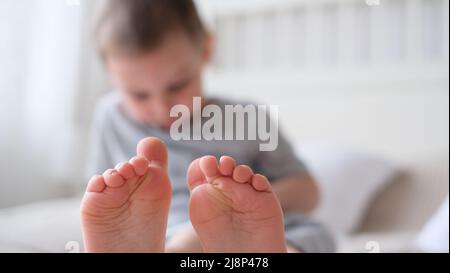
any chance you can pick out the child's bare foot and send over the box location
[81,137,172,252]
[187,156,287,253]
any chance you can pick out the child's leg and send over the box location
[80,137,172,252]
[166,225,203,253]
[284,213,336,253]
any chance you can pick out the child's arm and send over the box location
[271,174,320,214]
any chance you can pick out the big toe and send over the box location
[199,156,220,182]
[137,137,168,168]
[187,156,220,192]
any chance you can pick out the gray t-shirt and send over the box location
[87,92,308,228]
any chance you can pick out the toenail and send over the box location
[108,170,118,176]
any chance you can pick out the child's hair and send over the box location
[94,0,206,56]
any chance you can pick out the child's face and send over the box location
[106,33,211,129]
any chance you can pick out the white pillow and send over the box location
[414,195,449,252]
[296,143,398,235]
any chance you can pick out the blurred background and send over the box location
[0,0,448,252]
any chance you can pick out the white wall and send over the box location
[0,0,108,208]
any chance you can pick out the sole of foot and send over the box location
[187,155,287,253]
[80,137,172,253]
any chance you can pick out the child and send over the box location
[81,0,334,253]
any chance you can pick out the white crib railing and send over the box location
[197,0,449,75]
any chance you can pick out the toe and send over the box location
[233,165,254,183]
[137,137,168,168]
[86,175,106,192]
[187,158,206,191]
[219,156,236,176]
[251,174,272,192]
[130,156,149,176]
[115,162,135,179]
[103,169,125,188]
[199,156,220,182]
